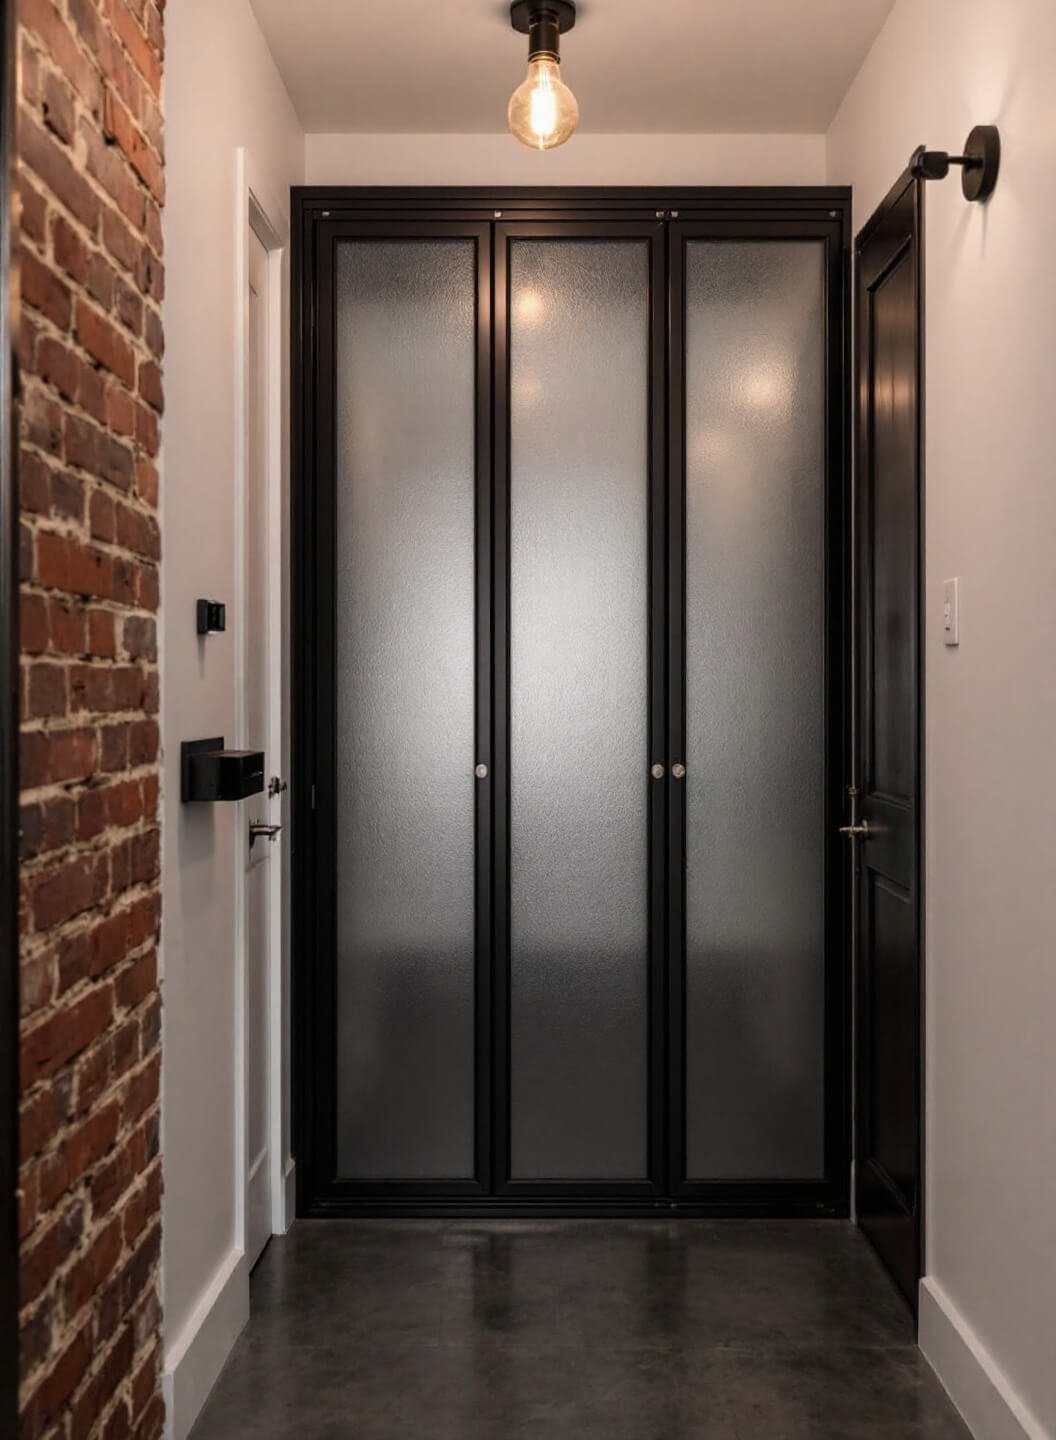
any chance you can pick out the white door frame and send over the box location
[233,148,294,1250]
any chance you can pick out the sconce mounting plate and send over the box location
[960,124,1000,202]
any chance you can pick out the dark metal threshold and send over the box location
[303,1198,849,1221]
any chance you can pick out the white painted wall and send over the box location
[829,3,1056,1436]
[306,131,826,187]
[161,3,304,1436]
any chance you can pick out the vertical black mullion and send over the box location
[647,224,668,1193]
[291,197,314,1214]
[666,225,688,1195]
[823,216,852,1212]
[314,223,339,1198]
[491,225,512,1193]
[473,225,494,1192]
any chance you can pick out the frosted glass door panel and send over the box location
[509,239,650,1181]
[334,240,477,1180]
[684,240,826,1180]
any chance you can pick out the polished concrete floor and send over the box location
[189,1221,971,1439]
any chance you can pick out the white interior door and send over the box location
[245,225,275,1267]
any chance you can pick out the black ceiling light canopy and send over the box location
[507,1,580,151]
[911,125,1001,201]
[510,0,577,53]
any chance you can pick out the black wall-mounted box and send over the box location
[196,599,226,635]
[181,737,264,803]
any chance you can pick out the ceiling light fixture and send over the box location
[508,1,579,152]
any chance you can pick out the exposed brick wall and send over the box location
[15,0,164,1435]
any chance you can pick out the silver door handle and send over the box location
[249,821,282,848]
[839,821,872,839]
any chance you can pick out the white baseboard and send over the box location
[163,1246,250,1440]
[919,1276,1051,1440]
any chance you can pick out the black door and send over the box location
[293,190,851,1217]
[852,175,923,1306]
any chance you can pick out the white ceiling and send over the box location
[249,0,896,136]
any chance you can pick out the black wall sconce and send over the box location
[181,737,264,803]
[911,125,1000,201]
[196,598,226,635]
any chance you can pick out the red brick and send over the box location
[129,1341,159,1422]
[26,661,67,718]
[106,0,162,96]
[20,592,48,654]
[81,118,147,233]
[19,1203,84,1307]
[64,1215,123,1315]
[127,718,157,766]
[19,173,48,245]
[42,69,76,145]
[76,298,136,387]
[21,985,113,1086]
[28,849,110,932]
[73,1038,111,1115]
[23,383,64,455]
[57,927,92,995]
[37,529,113,599]
[19,34,42,107]
[71,1324,134,1438]
[20,952,56,1017]
[142,308,162,362]
[35,333,80,403]
[107,385,136,437]
[50,469,84,522]
[53,215,89,285]
[89,487,117,542]
[137,358,162,413]
[21,1324,92,1433]
[116,950,156,1012]
[20,0,105,115]
[19,447,51,516]
[20,794,76,860]
[20,246,71,328]
[121,1159,160,1248]
[19,110,101,232]
[104,87,163,202]
[88,607,117,657]
[20,726,97,789]
[47,597,88,655]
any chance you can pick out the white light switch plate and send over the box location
[943,578,960,646]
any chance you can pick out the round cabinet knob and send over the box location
[650,763,665,780]
[475,763,489,779]
[672,763,687,780]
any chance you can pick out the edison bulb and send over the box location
[508,57,579,150]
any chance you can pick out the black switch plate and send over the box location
[196,599,226,635]
[181,737,265,802]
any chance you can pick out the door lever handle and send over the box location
[839,821,872,839]
[249,821,282,849]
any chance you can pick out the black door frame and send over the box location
[1,0,21,1426]
[852,171,925,1306]
[292,186,852,1219]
